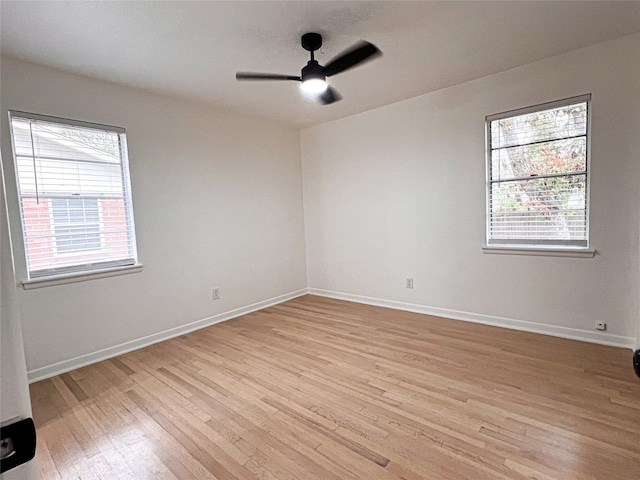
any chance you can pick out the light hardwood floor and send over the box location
[30,295,640,479]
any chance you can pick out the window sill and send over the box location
[21,264,143,290]
[482,246,596,258]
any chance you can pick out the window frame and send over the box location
[484,94,593,256]
[6,110,142,287]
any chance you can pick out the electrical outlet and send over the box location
[406,277,414,289]
[595,321,606,331]
[212,288,220,300]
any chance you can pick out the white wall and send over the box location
[1,165,39,479]
[302,34,640,347]
[1,56,307,379]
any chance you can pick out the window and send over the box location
[51,198,102,254]
[486,95,590,249]
[8,111,139,280]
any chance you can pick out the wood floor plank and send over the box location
[30,295,640,479]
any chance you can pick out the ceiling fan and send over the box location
[236,32,382,105]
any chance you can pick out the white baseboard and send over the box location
[308,288,636,350]
[29,287,635,383]
[27,289,308,383]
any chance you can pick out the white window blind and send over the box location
[486,95,590,248]
[8,111,138,279]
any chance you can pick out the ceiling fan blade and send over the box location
[236,72,301,81]
[322,41,381,77]
[318,86,342,105]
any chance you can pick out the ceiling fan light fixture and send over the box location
[300,77,328,94]
[300,59,327,95]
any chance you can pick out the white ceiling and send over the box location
[2,1,639,128]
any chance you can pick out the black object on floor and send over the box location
[634,349,640,378]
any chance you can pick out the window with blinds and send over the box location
[486,95,590,248]
[8,111,138,280]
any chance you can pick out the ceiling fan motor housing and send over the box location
[301,60,325,82]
